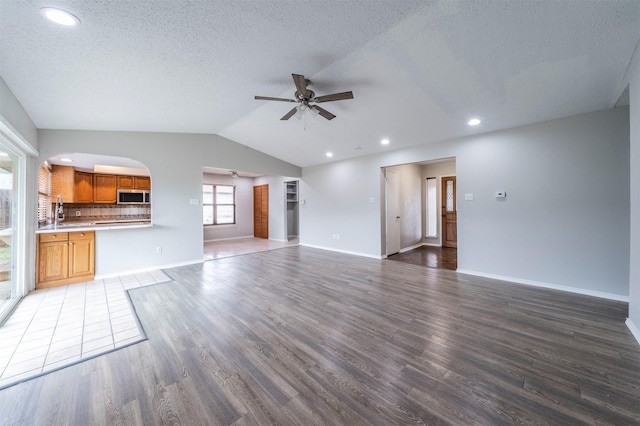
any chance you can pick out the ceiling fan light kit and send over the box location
[255,73,353,123]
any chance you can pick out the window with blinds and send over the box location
[203,184,236,225]
[38,163,51,224]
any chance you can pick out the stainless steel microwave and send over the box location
[117,189,150,204]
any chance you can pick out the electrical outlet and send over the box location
[75,210,81,216]
[156,246,162,253]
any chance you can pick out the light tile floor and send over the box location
[204,237,298,260]
[0,270,170,389]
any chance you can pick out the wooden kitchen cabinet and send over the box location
[93,174,117,203]
[69,232,95,278]
[51,165,75,202]
[37,233,69,284]
[51,165,94,203]
[74,171,93,203]
[117,175,150,190]
[135,176,151,190]
[37,231,95,289]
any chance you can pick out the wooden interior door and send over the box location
[253,184,269,239]
[441,176,457,248]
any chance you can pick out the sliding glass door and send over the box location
[0,145,16,317]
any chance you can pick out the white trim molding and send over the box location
[626,319,640,346]
[95,258,203,280]
[456,269,630,302]
[299,243,383,260]
[400,242,425,253]
[0,113,38,156]
[204,235,254,243]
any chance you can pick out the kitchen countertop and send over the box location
[37,219,152,234]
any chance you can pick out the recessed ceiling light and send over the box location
[41,7,80,26]
[0,153,8,157]
[381,139,390,145]
[468,118,481,126]
[326,152,333,158]
[60,158,73,163]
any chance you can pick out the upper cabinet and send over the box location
[51,165,94,204]
[48,159,151,206]
[74,171,93,203]
[93,174,117,204]
[117,175,150,190]
[43,153,151,208]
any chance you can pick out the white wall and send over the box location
[0,77,38,151]
[37,130,300,277]
[203,173,254,241]
[421,159,456,247]
[301,159,383,257]
[627,41,640,340]
[301,108,630,299]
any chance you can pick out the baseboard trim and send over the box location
[400,242,425,253]
[204,235,254,243]
[95,258,203,280]
[626,319,640,346]
[456,269,629,302]
[299,243,383,259]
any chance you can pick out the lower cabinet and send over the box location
[37,231,95,289]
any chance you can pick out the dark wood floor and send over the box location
[1,246,639,425]
[388,245,458,270]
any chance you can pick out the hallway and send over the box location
[388,245,457,270]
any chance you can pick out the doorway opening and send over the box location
[202,168,299,261]
[382,158,457,270]
[284,180,299,241]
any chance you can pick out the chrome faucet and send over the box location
[54,194,64,225]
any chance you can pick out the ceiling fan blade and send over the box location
[314,91,354,103]
[255,96,297,103]
[311,105,336,121]
[292,74,309,99]
[280,107,298,120]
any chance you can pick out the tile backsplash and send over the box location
[53,203,151,223]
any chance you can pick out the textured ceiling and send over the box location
[1,1,639,168]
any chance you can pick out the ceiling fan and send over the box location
[255,73,353,121]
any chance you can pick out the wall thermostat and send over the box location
[495,191,507,199]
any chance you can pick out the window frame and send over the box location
[203,183,236,226]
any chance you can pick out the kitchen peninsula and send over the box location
[36,163,152,288]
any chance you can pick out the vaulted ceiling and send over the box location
[1,1,639,168]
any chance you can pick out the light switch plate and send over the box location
[464,193,474,201]
[190,198,199,205]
